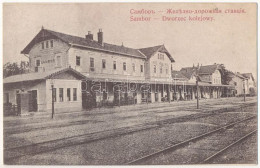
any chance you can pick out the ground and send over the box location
[3,96,257,165]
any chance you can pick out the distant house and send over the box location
[228,72,247,96]
[242,73,256,96]
[180,64,224,99]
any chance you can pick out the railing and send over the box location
[4,104,19,116]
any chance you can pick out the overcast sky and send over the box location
[3,3,257,77]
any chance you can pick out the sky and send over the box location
[3,3,257,77]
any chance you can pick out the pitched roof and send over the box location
[180,67,197,79]
[181,64,221,76]
[172,70,188,80]
[242,73,254,81]
[21,29,146,59]
[235,72,246,79]
[197,64,219,74]
[139,45,175,62]
[3,68,86,84]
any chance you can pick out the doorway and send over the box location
[29,90,38,112]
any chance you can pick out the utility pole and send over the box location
[51,84,54,119]
[118,90,121,107]
[243,80,246,102]
[196,79,199,109]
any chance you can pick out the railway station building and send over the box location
[3,28,233,114]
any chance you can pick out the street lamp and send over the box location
[50,79,55,119]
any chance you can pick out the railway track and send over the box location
[125,116,257,165]
[4,109,223,163]
[5,102,254,135]
[4,111,256,164]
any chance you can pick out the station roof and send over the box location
[3,68,86,84]
[21,28,174,62]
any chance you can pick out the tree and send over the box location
[219,64,234,97]
[3,61,29,78]
[219,64,233,85]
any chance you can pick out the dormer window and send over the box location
[41,42,44,49]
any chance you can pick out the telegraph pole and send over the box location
[196,79,199,109]
[51,84,54,119]
[243,80,246,102]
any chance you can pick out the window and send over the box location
[50,40,54,48]
[102,59,106,69]
[36,60,40,67]
[73,88,77,101]
[67,88,71,101]
[90,57,94,71]
[113,61,116,70]
[132,63,135,72]
[123,62,126,71]
[140,65,143,73]
[59,88,63,102]
[46,41,49,48]
[53,88,57,102]
[158,53,160,59]
[41,42,44,49]
[76,56,80,66]
[160,66,163,73]
[154,65,156,73]
[4,93,9,104]
[56,56,61,67]
[166,68,168,74]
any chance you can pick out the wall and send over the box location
[211,70,222,84]
[68,47,146,81]
[147,51,172,81]
[230,76,244,95]
[29,39,70,72]
[46,79,82,113]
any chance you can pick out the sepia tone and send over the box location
[2,3,257,165]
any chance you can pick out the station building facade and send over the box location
[3,28,232,114]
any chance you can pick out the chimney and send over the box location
[85,31,93,40]
[97,29,103,46]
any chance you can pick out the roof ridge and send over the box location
[138,44,163,50]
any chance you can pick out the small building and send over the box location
[4,68,86,114]
[242,73,257,96]
[180,64,227,99]
[228,72,246,96]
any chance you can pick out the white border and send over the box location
[0,1,258,168]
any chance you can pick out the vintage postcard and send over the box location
[2,2,258,166]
